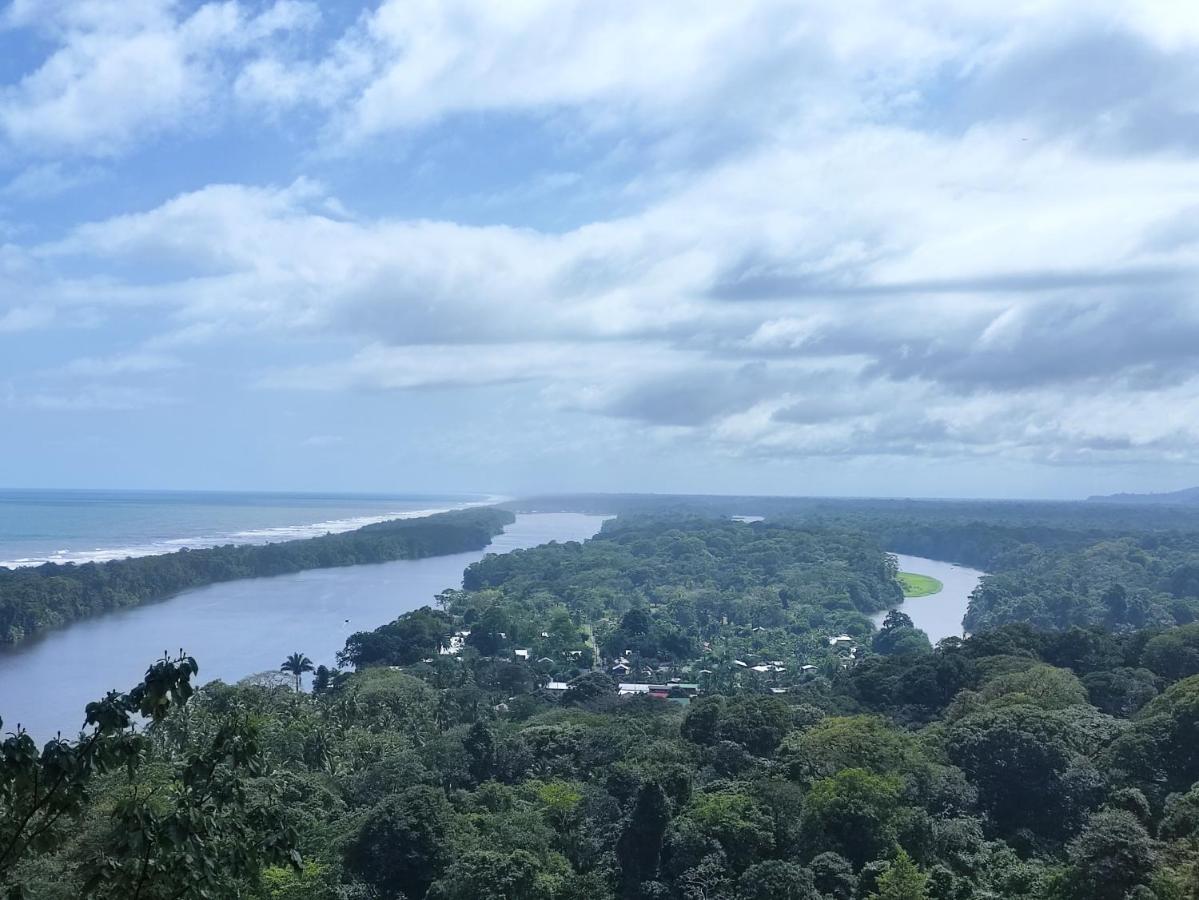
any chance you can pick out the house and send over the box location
[439,633,468,656]
[733,659,748,668]
[544,681,570,692]
[536,656,555,665]
[610,662,631,675]
[828,634,854,647]
[800,664,819,673]
[617,682,698,699]
[514,649,530,660]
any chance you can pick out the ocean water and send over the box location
[0,489,497,568]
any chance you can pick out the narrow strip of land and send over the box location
[0,507,515,646]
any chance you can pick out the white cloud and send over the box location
[1,162,104,199]
[55,351,182,377]
[0,0,319,156]
[6,0,1199,472]
[0,382,174,411]
[22,104,1199,463]
[0,305,54,332]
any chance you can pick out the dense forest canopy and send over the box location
[7,504,1199,898]
[0,507,514,645]
[515,495,1199,634]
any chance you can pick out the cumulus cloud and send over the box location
[25,110,1199,462]
[4,0,1199,473]
[0,0,319,156]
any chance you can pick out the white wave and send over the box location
[0,495,510,569]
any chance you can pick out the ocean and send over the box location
[0,488,497,569]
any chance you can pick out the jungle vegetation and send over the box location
[5,508,1199,898]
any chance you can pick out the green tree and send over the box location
[2,653,300,899]
[868,850,929,900]
[427,849,545,900]
[682,791,774,872]
[311,664,338,695]
[1049,809,1156,900]
[809,852,856,900]
[280,652,315,692]
[463,721,497,786]
[945,705,1104,840]
[259,861,340,900]
[560,672,617,707]
[344,786,456,899]
[82,717,299,899]
[736,860,820,900]
[616,781,671,895]
[873,611,932,656]
[777,716,912,785]
[799,769,903,868]
[1,653,199,881]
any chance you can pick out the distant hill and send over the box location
[1087,486,1199,506]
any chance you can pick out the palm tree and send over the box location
[280,652,314,692]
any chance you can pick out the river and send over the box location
[0,512,607,740]
[871,553,986,643]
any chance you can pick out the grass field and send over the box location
[898,571,943,597]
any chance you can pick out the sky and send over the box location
[1,0,1198,500]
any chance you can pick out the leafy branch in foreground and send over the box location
[0,653,298,899]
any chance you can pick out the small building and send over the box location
[828,634,854,647]
[514,649,530,660]
[544,681,570,693]
[610,662,631,675]
[440,633,467,656]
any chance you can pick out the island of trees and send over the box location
[5,501,1199,898]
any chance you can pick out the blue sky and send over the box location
[2,0,1199,499]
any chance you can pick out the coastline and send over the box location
[0,492,511,570]
[0,506,516,647]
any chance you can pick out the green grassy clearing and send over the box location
[898,571,943,597]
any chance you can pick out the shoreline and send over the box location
[0,493,511,570]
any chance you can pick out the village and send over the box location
[432,622,865,704]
